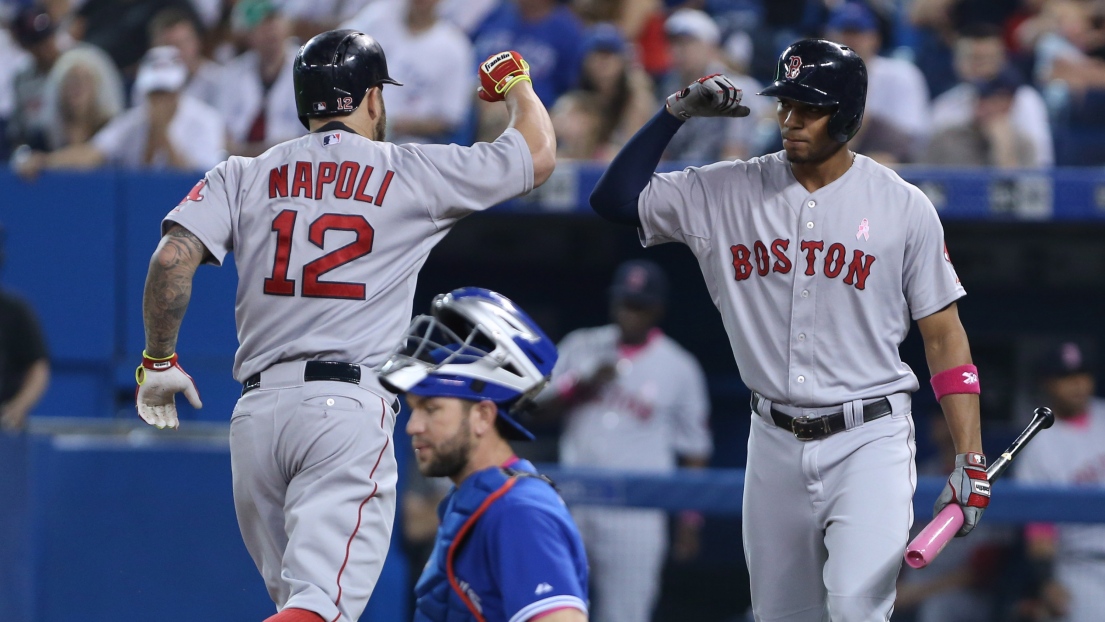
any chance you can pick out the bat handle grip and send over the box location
[904,504,965,569]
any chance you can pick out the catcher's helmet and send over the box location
[293,29,402,129]
[377,288,558,441]
[759,39,867,143]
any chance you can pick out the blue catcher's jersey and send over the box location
[415,458,589,622]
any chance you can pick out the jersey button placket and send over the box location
[790,205,818,403]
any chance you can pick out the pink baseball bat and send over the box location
[904,407,1054,569]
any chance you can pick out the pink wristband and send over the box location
[930,364,980,401]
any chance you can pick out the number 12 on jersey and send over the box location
[263,210,375,300]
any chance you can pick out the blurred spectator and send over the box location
[1023,0,1105,99]
[277,0,373,44]
[660,8,770,162]
[909,0,1022,96]
[473,0,585,106]
[186,0,224,32]
[824,2,931,163]
[217,0,304,156]
[343,0,474,144]
[0,224,50,434]
[1013,340,1105,622]
[931,25,1053,167]
[551,90,604,159]
[535,259,712,622]
[71,0,199,74]
[909,0,1021,32]
[922,68,1037,168]
[39,45,125,152]
[6,4,66,153]
[438,0,502,36]
[1,20,33,158]
[895,410,1008,622]
[13,46,226,177]
[148,7,223,110]
[576,23,657,155]
[571,0,667,55]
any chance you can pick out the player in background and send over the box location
[133,30,554,622]
[0,225,51,434]
[1013,340,1105,622]
[534,259,711,622]
[378,287,589,622]
[589,39,987,621]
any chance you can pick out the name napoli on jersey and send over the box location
[730,238,877,290]
[268,161,395,206]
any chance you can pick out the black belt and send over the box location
[754,394,893,441]
[242,361,361,395]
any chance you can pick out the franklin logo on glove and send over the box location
[478,50,531,103]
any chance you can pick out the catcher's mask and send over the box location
[378,287,557,441]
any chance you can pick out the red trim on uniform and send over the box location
[329,398,392,622]
[617,328,662,359]
[447,478,519,622]
[265,608,326,622]
[1067,410,1091,429]
[501,455,520,468]
[1025,522,1058,543]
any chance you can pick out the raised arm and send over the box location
[478,51,556,187]
[589,74,750,226]
[589,108,684,226]
[504,80,556,187]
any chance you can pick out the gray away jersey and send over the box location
[1014,399,1105,559]
[165,127,534,382]
[638,152,964,407]
[549,325,712,471]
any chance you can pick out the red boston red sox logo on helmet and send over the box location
[785,56,803,79]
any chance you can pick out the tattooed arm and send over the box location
[142,224,212,357]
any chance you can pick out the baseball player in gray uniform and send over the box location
[1014,341,1105,622]
[133,32,554,622]
[537,259,712,622]
[590,39,989,621]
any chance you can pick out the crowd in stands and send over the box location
[5,0,1105,172]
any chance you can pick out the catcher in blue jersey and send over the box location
[379,287,589,622]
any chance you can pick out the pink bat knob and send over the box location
[904,504,965,569]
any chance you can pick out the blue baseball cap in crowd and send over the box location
[609,259,668,307]
[583,23,627,56]
[826,2,878,33]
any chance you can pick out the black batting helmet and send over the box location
[293,29,402,129]
[759,39,867,143]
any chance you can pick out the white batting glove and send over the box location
[135,352,202,429]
